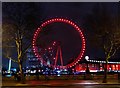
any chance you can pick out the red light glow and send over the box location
[32,18,86,68]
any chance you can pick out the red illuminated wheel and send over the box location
[32,18,86,68]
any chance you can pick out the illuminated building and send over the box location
[75,56,120,73]
[26,48,42,68]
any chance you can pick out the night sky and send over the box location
[2,2,119,68]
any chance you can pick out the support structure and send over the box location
[54,46,63,68]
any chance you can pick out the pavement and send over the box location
[1,79,120,87]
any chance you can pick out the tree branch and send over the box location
[103,44,108,56]
[111,45,120,57]
[107,40,113,58]
[24,45,31,54]
[5,55,18,63]
[22,44,31,61]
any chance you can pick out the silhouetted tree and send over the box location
[2,2,40,83]
[84,3,120,83]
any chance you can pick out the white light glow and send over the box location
[8,59,11,73]
[85,56,89,61]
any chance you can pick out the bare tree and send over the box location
[84,3,120,83]
[2,2,39,83]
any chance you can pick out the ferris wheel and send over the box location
[32,18,86,69]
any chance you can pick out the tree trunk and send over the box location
[85,63,91,79]
[102,59,108,83]
[118,71,120,83]
[18,61,25,84]
[16,32,25,83]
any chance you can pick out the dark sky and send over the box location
[2,2,119,68]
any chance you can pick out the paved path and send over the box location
[2,80,120,87]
